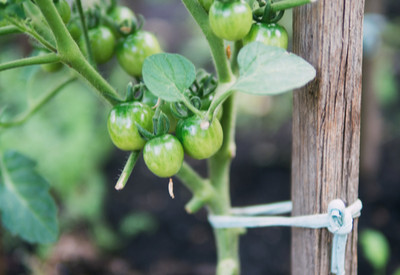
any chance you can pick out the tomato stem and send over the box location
[0,53,60,72]
[115,151,140,190]
[176,161,215,213]
[254,0,316,17]
[75,0,96,67]
[0,25,20,35]
[181,0,233,83]
[34,0,123,106]
[5,15,56,51]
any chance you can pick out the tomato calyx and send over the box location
[136,100,171,141]
[254,0,285,24]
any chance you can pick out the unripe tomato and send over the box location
[80,26,116,64]
[107,102,154,151]
[243,23,289,49]
[209,0,253,41]
[199,0,214,11]
[143,134,184,178]
[116,30,162,77]
[108,5,137,35]
[176,115,223,159]
[67,21,82,42]
[55,0,71,24]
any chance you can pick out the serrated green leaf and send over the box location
[232,42,316,95]
[142,53,196,102]
[0,150,58,244]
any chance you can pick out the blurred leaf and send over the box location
[360,229,390,271]
[0,150,58,244]
[142,53,196,102]
[233,42,316,95]
[0,47,112,225]
[92,222,121,251]
[375,56,398,106]
[394,267,400,275]
[119,212,158,238]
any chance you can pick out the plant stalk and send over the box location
[181,0,233,83]
[207,94,240,275]
[34,0,122,106]
[0,53,60,72]
[75,0,96,67]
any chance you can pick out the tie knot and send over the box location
[327,199,353,235]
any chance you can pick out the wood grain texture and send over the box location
[291,0,365,274]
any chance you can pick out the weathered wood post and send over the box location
[291,0,365,274]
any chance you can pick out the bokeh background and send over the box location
[0,0,399,274]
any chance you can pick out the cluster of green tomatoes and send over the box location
[202,0,289,48]
[39,1,161,75]
[107,73,223,178]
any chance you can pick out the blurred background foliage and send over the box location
[0,0,399,274]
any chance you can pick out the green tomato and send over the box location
[80,26,116,64]
[108,6,137,35]
[176,115,223,159]
[143,134,184,178]
[243,23,289,49]
[67,21,82,42]
[55,0,71,24]
[209,0,253,41]
[199,0,214,11]
[107,102,154,151]
[116,30,162,77]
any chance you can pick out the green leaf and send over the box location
[232,42,316,95]
[142,53,196,102]
[360,229,390,271]
[0,150,58,244]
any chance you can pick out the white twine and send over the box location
[208,199,362,275]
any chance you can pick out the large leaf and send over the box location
[142,53,196,102]
[232,42,316,95]
[0,150,58,244]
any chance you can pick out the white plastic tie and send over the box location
[208,199,362,275]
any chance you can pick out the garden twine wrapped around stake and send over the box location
[209,199,362,275]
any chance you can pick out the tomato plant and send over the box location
[0,0,319,274]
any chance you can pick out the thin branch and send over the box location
[34,0,123,106]
[176,161,215,213]
[115,151,140,190]
[75,0,96,67]
[0,25,20,35]
[0,77,76,128]
[0,53,60,72]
